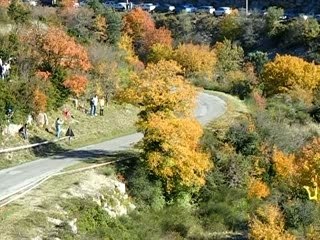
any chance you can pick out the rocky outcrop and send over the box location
[65,170,135,218]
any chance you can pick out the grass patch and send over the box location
[0,102,139,169]
[205,91,249,133]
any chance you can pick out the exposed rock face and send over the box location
[2,124,22,136]
[68,218,78,234]
[66,170,135,218]
[36,112,48,127]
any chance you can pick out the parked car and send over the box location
[176,4,197,13]
[214,7,232,16]
[196,6,215,14]
[154,3,175,13]
[140,3,157,12]
[113,2,127,11]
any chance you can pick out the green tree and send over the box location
[265,6,285,37]
[248,51,269,75]
[214,39,244,76]
[104,8,122,45]
[7,0,30,24]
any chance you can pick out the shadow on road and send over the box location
[29,136,65,158]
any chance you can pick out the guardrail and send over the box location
[0,136,69,154]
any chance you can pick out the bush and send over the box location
[283,199,319,230]
[226,121,260,156]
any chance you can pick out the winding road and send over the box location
[0,92,226,202]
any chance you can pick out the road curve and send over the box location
[0,92,226,201]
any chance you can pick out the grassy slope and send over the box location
[0,102,139,169]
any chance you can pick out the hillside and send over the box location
[0,2,320,240]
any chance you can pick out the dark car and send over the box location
[154,3,175,13]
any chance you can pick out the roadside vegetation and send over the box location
[0,1,320,240]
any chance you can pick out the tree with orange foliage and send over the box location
[123,7,155,41]
[33,88,48,113]
[59,0,77,9]
[120,60,212,191]
[174,43,216,79]
[0,0,9,7]
[23,26,91,72]
[123,7,172,59]
[63,74,88,97]
[22,26,91,107]
[249,204,296,240]
[144,27,173,52]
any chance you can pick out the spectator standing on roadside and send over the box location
[92,95,98,116]
[90,96,94,116]
[55,117,63,138]
[19,123,28,140]
[99,97,105,116]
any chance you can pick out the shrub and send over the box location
[226,121,260,156]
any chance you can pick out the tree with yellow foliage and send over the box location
[297,138,320,202]
[272,148,296,180]
[272,138,320,202]
[248,177,270,199]
[142,112,212,190]
[174,43,216,79]
[121,60,196,118]
[120,60,212,191]
[262,55,320,97]
[148,43,174,63]
[249,204,296,240]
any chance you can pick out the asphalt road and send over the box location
[0,92,226,201]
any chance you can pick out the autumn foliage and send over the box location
[121,60,196,117]
[63,74,88,96]
[33,88,48,113]
[121,60,211,190]
[123,7,172,58]
[174,43,216,79]
[249,204,296,240]
[123,7,155,41]
[272,138,320,201]
[143,113,212,189]
[262,54,320,97]
[248,177,270,199]
[24,26,91,72]
[0,0,9,7]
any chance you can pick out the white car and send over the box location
[196,6,215,14]
[140,3,156,12]
[113,2,127,11]
[215,7,232,16]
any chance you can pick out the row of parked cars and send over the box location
[104,1,232,16]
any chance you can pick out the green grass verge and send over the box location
[205,91,250,132]
[0,102,139,169]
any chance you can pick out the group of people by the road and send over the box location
[89,95,105,116]
[10,94,107,142]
